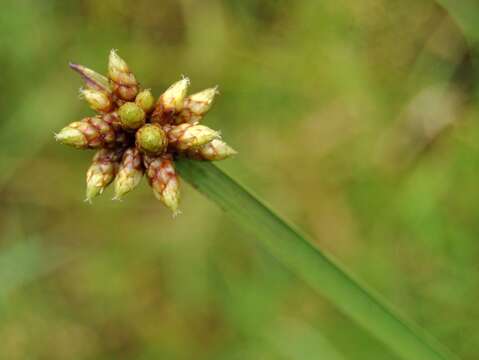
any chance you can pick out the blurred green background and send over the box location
[1,0,479,359]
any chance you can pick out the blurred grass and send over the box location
[1,0,479,359]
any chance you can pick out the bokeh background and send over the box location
[1,0,479,359]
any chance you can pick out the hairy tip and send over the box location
[68,62,80,71]
[180,74,191,85]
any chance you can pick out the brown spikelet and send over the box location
[69,116,127,149]
[85,148,123,201]
[151,78,190,125]
[177,88,218,124]
[114,147,144,199]
[144,154,180,214]
[108,50,139,101]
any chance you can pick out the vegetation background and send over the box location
[0,0,478,358]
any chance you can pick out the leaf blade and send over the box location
[176,159,459,360]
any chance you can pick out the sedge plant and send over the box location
[56,50,459,360]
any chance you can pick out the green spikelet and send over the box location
[136,124,168,156]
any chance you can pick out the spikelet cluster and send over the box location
[56,50,236,215]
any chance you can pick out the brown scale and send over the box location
[102,112,136,148]
[163,123,190,148]
[150,102,177,125]
[176,97,209,124]
[110,78,139,102]
[120,147,144,174]
[159,124,182,154]
[93,148,123,167]
[176,108,193,124]
[102,111,122,130]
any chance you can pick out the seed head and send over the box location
[114,147,144,199]
[135,89,155,113]
[118,102,146,130]
[136,124,168,155]
[58,50,236,214]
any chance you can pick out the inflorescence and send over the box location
[55,50,236,215]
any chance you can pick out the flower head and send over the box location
[56,50,236,214]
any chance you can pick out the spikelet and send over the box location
[144,154,180,215]
[108,49,139,101]
[166,123,221,150]
[79,88,113,113]
[114,147,144,199]
[55,116,123,149]
[177,87,218,124]
[184,139,237,161]
[151,77,190,125]
[85,148,123,202]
